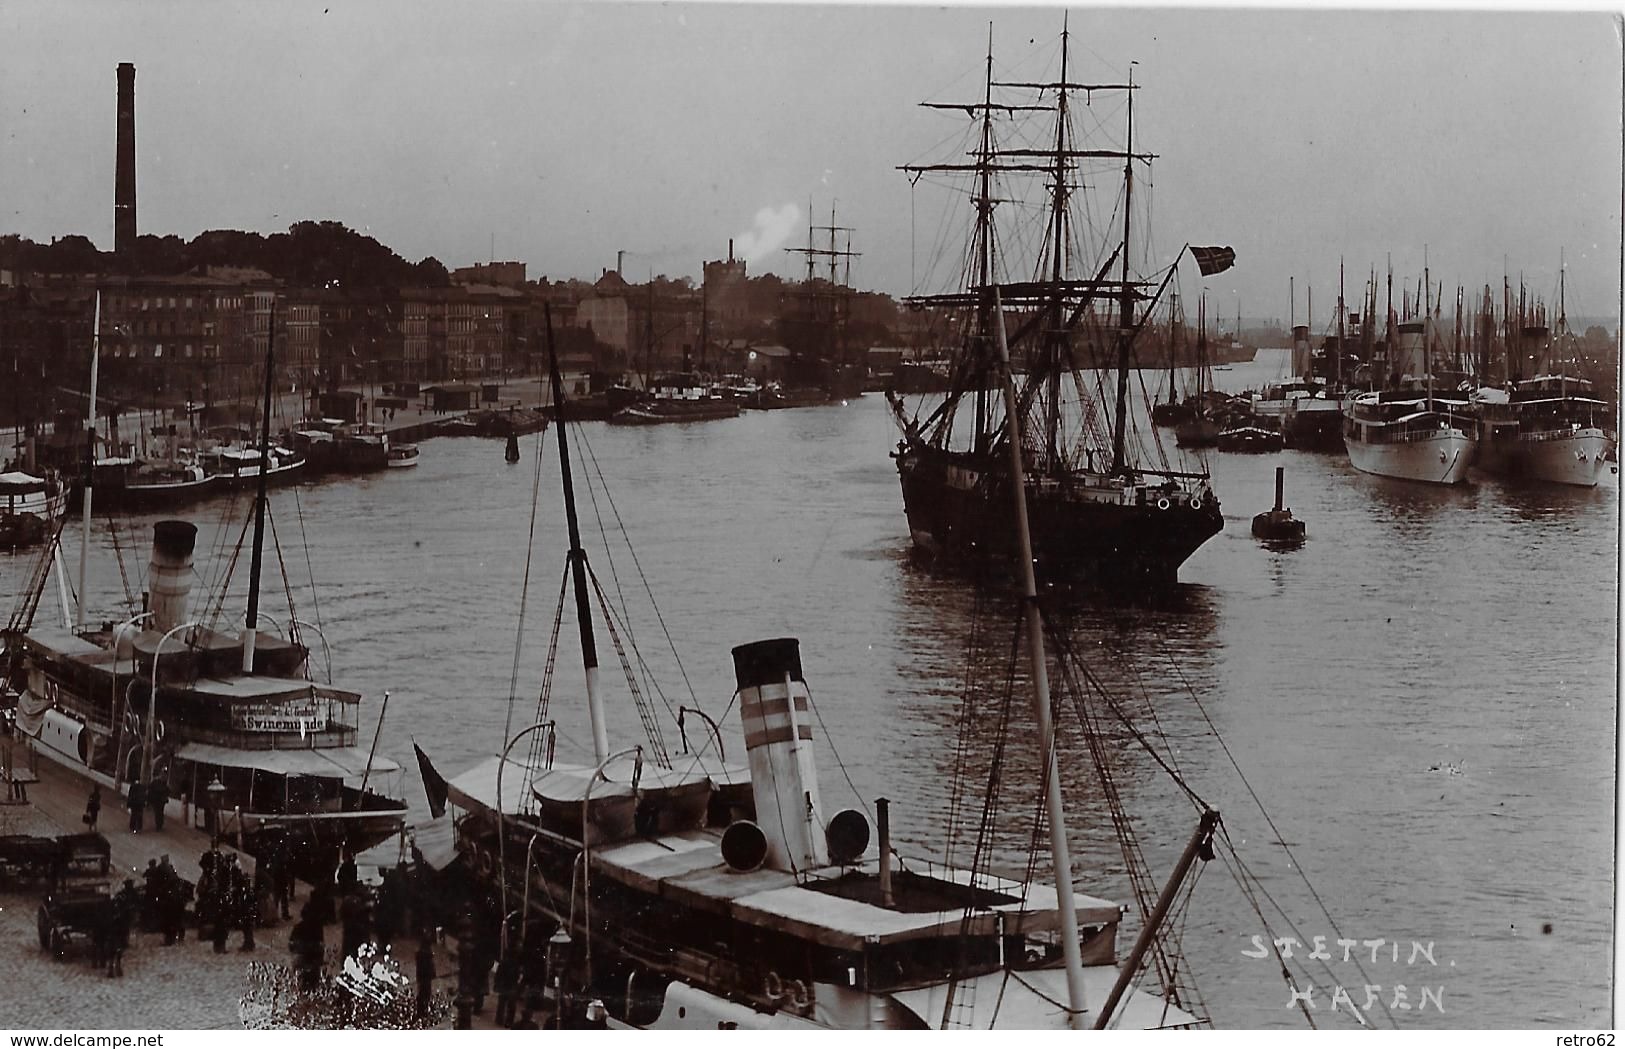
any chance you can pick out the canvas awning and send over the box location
[175,741,400,778]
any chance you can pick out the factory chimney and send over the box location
[114,62,137,255]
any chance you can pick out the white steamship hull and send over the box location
[1477,427,1614,487]
[1345,429,1476,485]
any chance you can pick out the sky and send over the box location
[1,1,1620,327]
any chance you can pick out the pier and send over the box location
[0,749,467,1029]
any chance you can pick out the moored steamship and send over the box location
[9,521,406,880]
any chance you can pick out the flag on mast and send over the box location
[1190,246,1236,276]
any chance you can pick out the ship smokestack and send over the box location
[1290,324,1311,377]
[115,63,137,256]
[1395,322,1426,379]
[147,520,197,634]
[732,638,827,872]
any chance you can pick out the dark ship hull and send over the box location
[895,447,1222,587]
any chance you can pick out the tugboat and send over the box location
[1251,466,1306,544]
[888,32,1225,588]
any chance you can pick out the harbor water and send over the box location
[2,348,1615,1029]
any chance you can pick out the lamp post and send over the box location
[111,612,152,782]
[494,721,556,922]
[205,775,226,840]
[145,620,200,784]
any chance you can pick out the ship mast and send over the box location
[76,291,100,632]
[1109,65,1137,476]
[546,305,609,762]
[242,299,277,673]
[989,287,1088,1028]
[1336,262,1345,389]
[1040,17,1073,470]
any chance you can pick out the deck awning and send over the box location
[175,741,401,778]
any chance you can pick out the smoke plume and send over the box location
[733,203,800,265]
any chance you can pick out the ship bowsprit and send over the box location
[895,449,1222,588]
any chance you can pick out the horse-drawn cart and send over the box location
[35,833,114,960]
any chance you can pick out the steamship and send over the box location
[421,251,1208,1031]
[441,638,1197,1030]
[6,520,407,879]
[1470,276,1617,486]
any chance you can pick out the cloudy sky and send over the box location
[1,2,1619,325]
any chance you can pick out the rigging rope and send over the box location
[505,417,549,750]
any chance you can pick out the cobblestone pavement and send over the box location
[0,773,465,1030]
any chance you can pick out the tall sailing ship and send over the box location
[885,28,1226,588]
[1471,268,1616,486]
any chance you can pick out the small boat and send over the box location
[385,442,420,468]
[1251,467,1306,544]
[1217,425,1284,453]
[434,416,480,437]
[202,444,307,490]
[0,469,70,547]
[86,457,216,511]
[608,376,741,425]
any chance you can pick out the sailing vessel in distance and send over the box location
[887,27,1225,588]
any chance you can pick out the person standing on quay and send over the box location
[237,864,257,951]
[84,785,101,832]
[126,779,145,834]
[147,777,169,830]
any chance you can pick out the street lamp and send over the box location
[205,775,226,840]
[145,620,200,784]
[494,720,556,918]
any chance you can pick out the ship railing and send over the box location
[1356,426,1467,445]
[1519,425,1609,443]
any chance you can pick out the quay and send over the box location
[0,747,471,1029]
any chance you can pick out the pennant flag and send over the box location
[414,741,449,819]
[1190,246,1236,276]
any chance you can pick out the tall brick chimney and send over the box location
[114,62,136,255]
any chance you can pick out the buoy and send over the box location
[504,433,521,464]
